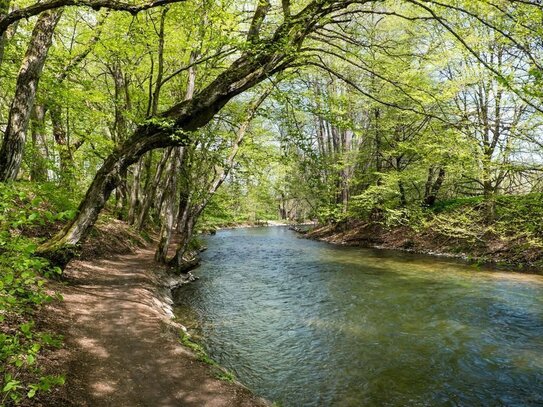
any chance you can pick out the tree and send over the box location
[0,10,62,181]
[36,0,366,261]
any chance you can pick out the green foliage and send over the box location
[0,183,69,405]
[214,370,236,383]
[431,194,543,239]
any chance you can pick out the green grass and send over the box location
[178,331,237,383]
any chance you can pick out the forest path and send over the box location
[53,244,266,407]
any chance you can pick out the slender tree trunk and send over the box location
[110,62,131,218]
[398,180,407,207]
[423,167,445,206]
[155,148,183,263]
[130,9,168,227]
[0,0,11,67]
[135,148,171,230]
[50,104,75,184]
[151,7,167,115]
[155,44,196,261]
[29,104,48,181]
[127,158,143,224]
[169,204,197,269]
[0,9,62,181]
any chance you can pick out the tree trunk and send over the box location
[398,180,407,207]
[0,0,11,67]
[423,167,445,206]
[155,44,196,261]
[49,104,75,184]
[0,9,62,181]
[155,148,183,263]
[127,157,143,224]
[29,104,48,182]
[135,148,171,230]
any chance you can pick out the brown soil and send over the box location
[37,244,268,407]
[306,220,543,271]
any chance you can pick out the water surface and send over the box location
[174,227,543,406]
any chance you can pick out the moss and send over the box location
[35,244,80,270]
[178,331,237,382]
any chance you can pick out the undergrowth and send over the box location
[0,182,76,405]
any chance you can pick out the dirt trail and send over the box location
[49,245,267,407]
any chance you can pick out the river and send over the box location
[173,227,543,406]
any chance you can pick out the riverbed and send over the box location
[173,227,543,406]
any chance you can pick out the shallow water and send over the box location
[173,227,543,406]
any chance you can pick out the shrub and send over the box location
[0,183,69,405]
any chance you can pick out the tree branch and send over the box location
[0,0,185,36]
[247,0,271,43]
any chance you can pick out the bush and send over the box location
[0,183,69,405]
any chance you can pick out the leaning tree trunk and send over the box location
[36,0,331,263]
[0,9,62,181]
[36,125,179,265]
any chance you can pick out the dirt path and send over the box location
[48,245,267,407]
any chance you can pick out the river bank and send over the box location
[305,220,543,272]
[32,221,268,406]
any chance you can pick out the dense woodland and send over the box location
[1,0,543,404]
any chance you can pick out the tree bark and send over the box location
[29,104,48,181]
[0,9,62,181]
[423,167,445,206]
[135,148,171,230]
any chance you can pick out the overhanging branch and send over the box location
[0,0,186,36]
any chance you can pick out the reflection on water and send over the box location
[173,227,543,406]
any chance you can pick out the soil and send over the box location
[305,220,543,271]
[36,242,268,407]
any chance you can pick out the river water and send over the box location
[173,227,543,406]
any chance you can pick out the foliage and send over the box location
[0,184,70,405]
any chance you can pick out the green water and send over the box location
[174,227,543,406]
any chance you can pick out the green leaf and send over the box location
[3,379,20,392]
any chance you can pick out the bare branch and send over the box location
[159,47,236,88]
[247,0,271,43]
[0,0,185,36]
[405,0,543,114]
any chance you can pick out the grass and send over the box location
[178,331,238,383]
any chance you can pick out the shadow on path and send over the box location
[54,245,266,407]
